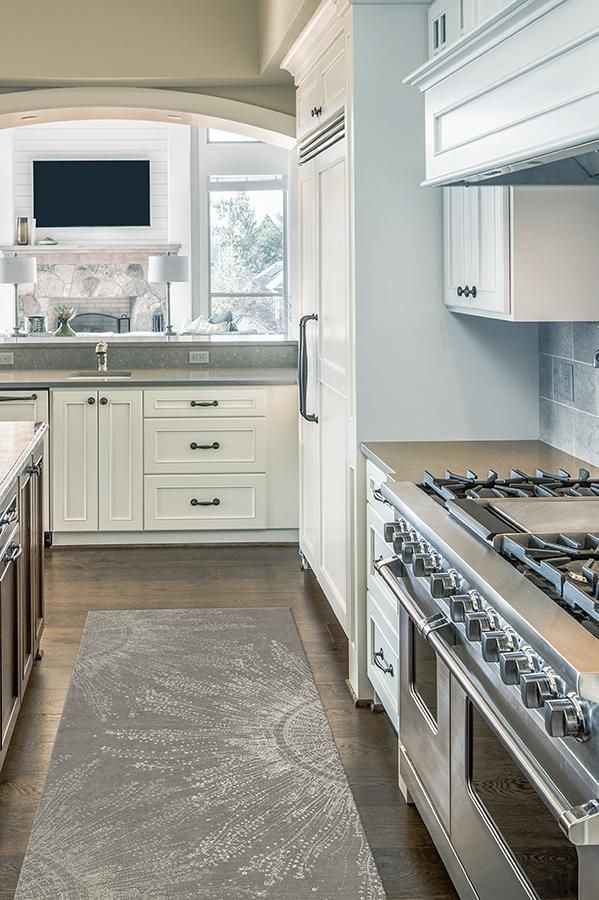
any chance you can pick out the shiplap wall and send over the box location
[13,119,168,244]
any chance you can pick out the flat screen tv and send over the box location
[33,160,151,227]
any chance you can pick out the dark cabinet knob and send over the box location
[87,397,95,405]
[544,696,587,739]
[457,286,464,297]
[100,397,108,405]
[521,672,559,709]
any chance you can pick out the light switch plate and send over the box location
[189,350,209,365]
[0,352,15,366]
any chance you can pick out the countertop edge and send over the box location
[0,422,48,508]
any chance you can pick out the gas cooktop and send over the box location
[419,466,599,639]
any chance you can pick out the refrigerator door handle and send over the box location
[298,313,318,423]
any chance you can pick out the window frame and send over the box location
[207,176,289,337]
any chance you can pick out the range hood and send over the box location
[443,140,599,188]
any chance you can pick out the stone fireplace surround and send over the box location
[1,244,180,333]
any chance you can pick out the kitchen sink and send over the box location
[69,371,132,379]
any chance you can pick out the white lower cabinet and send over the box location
[51,390,99,532]
[51,384,298,540]
[144,474,267,530]
[98,391,144,531]
[52,389,143,532]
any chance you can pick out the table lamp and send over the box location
[147,255,189,335]
[0,256,38,336]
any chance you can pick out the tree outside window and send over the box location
[209,180,287,335]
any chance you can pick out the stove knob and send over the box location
[430,570,460,599]
[481,629,517,663]
[413,551,440,577]
[544,695,588,740]
[464,611,495,642]
[384,520,408,543]
[499,650,536,685]
[401,539,420,564]
[449,591,481,623]
[520,672,560,709]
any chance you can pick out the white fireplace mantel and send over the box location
[0,243,181,258]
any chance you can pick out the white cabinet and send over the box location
[445,185,599,320]
[51,389,143,533]
[297,137,351,633]
[444,186,509,316]
[296,35,345,138]
[98,390,143,531]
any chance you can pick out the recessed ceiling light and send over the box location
[21,115,38,121]
[167,114,183,120]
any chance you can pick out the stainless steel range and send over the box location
[374,466,599,900]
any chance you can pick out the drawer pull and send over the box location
[190,441,220,451]
[190,400,219,408]
[374,648,394,677]
[3,542,22,566]
[190,497,221,507]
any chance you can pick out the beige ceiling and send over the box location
[0,0,321,115]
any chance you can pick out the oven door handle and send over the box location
[375,556,599,847]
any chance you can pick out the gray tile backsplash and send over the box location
[539,322,599,465]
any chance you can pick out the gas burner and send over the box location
[421,466,599,503]
[501,532,599,631]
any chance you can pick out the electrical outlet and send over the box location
[0,352,15,366]
[554,360,574,404]
[189,350,209,365]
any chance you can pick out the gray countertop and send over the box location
[0,367,298,388]
[361,440,599,482]
[0,421,47,507]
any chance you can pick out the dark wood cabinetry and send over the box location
[0,452,45,770]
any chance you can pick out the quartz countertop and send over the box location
[0,421,47,506]
[0,367,298,388]
[361,440,599,482]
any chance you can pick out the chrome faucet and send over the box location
[95,340,108,372]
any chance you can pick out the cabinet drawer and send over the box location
[143,388,265,419]
[144,474,267,530]
[367,591,399,731]
[297,74,321,138]
[366,506,398,631]
[144,419,266,474]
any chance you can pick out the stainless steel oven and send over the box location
[376,554,599,900]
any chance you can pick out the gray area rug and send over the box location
[16,608,386,899]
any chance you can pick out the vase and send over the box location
[54,320,77,337]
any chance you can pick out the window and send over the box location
[207,129,259,144]
[208,176,287,336]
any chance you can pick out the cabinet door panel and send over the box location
[318,149,348,387]
[319,383,348,627]
[0,531,20,748]
[99,390,143,531]
[31,456,44,650]
[51,391,98,532]
[18,472,34,691]
[298,162,320,568]
[471,187,510,314]
[444,187,467,306]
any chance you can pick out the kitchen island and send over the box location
[0,421,46,772]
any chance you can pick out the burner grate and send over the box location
[421,467,599,503]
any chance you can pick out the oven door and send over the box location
[400,604,451,832]
[451,678,597,900]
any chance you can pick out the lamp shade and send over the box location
[0,256,37,285]
[148,255,189,283]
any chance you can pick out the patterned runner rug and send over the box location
[15,608,386,899]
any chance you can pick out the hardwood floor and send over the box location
[0,545,457,900]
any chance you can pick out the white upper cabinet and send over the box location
[445,185,599,320]
[282,2,347,140]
